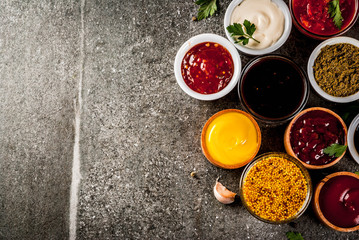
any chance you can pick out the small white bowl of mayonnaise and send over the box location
[224,0,292,55]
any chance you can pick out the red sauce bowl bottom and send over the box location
[290,0,359,39]
[314,172,359,232]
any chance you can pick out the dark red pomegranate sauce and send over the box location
[290,110,345,165]
[319,175,359,228]
[292,0,357,36]
[181,42,234,94]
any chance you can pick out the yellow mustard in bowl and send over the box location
[201,109,261,169]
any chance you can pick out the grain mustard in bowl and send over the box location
[240,152,312,224]
[290,0,359,40]
[348,113,359,164]
[174,33,241,101]
[313,172,359,232]
[284,107,347,169]
[307,37,359,103]
[224,0,292,55]
[201,109,261,169]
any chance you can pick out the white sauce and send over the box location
[230,0,284,49]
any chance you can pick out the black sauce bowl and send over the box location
[238,54,309,124]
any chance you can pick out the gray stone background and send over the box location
[1,0,359,239]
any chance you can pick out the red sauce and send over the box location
[181,42,234,94]
[319,175,359,228]
[292,0,357,36]
[290,110,345,165]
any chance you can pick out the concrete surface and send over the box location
[0,1,79,239]
[1,0,359,239]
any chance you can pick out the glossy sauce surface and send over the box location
[241,57,305,120]
[292,0,357,36]
[355,125,359,153]
[230,0,284,49]
[181,42,234,94]
[205,112,259,166]
[319,175,359,228]
[290,110,345,165]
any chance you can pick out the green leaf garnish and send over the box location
[195,0,217,21]
[328,0,343,29]
[340,104,359,123]
[226,20,260,46]
[286,231,304,240]
[323,143,347,157]
[355,171,359,176]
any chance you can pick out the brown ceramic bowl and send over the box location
[201,109,261,169]
[313,172,359,232]
[284,107,347,169]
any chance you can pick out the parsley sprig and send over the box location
[328,0,343,29]
[226,20,260,46]
[195,0,217,21]
[286,231,304,240]
[323,143,347,157]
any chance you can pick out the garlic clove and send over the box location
[213,178,237,204]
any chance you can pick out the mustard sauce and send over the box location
[205,111,259,167]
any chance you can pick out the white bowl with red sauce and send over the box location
[348,113,359,164]
[290,0,359,39]
[307,37,359,103]
[174,34,241,101]
[313,172,359,232]
[224,0,292,55]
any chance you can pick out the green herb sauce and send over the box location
[313,43,359,97]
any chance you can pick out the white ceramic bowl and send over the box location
[348,113,359,164]
[224,0,292,55]
[174,33,241,101]
[307,37,359,103]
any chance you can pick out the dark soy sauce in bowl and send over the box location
[239,55,309,123]
[355,125,359,153]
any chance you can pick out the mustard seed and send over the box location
[243,156,308,221]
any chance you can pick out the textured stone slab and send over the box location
[1,0,359,239]
[78,0,359,239]
[0,1,80,239]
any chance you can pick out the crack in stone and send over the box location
[69,0,85,239]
